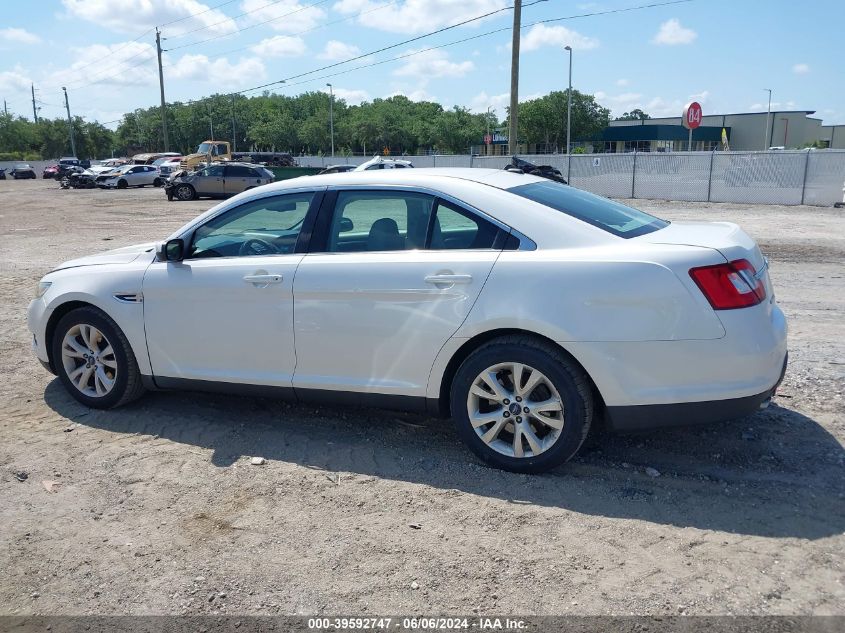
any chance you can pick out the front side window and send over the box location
[189,193,315,259]
[508,180,668,238]
[202,165,225,178]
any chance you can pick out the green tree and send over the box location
[615,109,651,121]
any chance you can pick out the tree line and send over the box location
[0,89,615,160]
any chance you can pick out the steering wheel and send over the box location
[238,238,280,256]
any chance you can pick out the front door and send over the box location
[292,189,507,397]
[198,164,226,196]
[143,190,319,386]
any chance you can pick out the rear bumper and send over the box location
[606,352,788,432]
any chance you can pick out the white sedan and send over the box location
[28,169,787,472]
[97,164,162,189]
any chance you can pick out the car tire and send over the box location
[52,306,145,409]
[450,336,593,473]
[153,177,164,187]
[117,179,128,189]
[174,184,195,201]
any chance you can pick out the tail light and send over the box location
[689,259,766,310]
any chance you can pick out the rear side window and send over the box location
[226,165,254,177]
[509,181,668,238]
[430,201,500,250]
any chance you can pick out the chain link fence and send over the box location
[294,150,845,206]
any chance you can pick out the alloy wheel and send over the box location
[466,362,564,458]
[60,324,118,398]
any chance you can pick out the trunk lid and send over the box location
[636,221,765,270]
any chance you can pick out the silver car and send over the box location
[166,163,275,201]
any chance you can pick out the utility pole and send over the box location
[326,83,335,157]
[231,94,237,153]
[3,100,7,116]
[31,84,38,123]
[508,0,522,156]
[565,46,572,155]
[763,88,772,150]
[62,87,77,157]
[155,28,169,151]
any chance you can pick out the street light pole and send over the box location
[486,105,492,155]
[763,88,772,150]
[326,83,335,157]
[61,87,76,157]
[508,0,522,156]
[565,45,572,156]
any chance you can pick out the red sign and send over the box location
[683,101,703,130]
[484,134,492,145]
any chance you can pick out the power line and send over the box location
[169,0,400,60]
[165,0,295,40]
[237,0,694,95]
[165,0,332,52]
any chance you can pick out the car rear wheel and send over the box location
[117,179,128,189]
[450,337,593,473]
[153,177,164,187]
[174,184,195,201]
[52,307,145,409]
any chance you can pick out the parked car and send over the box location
[43,164,61,179]
[96,164,161,189]
[28,169,787,473]
[156,158,183,178]
[165,162,275,201]
[0,168,5,180]
[353,155,414,170]
[88,159,128,175]
[10,163,37,179]
[63,169,98,189]
[58,157,80,167]
[318,164,357,175]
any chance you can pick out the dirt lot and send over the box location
[0,179,843,616]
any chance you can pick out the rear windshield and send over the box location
[509,181,668,238]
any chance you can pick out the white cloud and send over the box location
[615,78,629,87]
[793,63,810,74]
[385,89,437,102]
[168,54,266,86]
[239,0,326,33]
[470,91,510,114]
[393,49,474,84]
[652,19,697,45]
[0,67,32,94]
[61,0,237,37]
[44,42,158,90]
[318,40,361,61]
[333,0,508,34]
[748,100,797,112]
[250,36,306,57]
[322,86,370,105]
[521,24,599,51]
[0,28,41,45]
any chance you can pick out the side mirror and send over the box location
[339,217,354,233]
[158,238,185,262]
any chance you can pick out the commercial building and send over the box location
[598,110,845,152]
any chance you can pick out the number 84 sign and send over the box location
[683,101,703,130]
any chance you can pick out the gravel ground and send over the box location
[0,179,843,616]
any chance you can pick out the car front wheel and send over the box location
[117,179,128,189]
[52,307,145,409]
[450,337,593,473]
[174,184,195,201]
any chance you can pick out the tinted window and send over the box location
[327,191,435,252]
[226,165,256,177]
[430,201,500,250]
[203,165,225,177]
[190,193,314,259]
[509,181,668,238]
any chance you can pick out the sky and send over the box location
[1,0,842,130]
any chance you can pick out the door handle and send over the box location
[243,274,283,284]
[424,273,473,285]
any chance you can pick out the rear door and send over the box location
[224,165,264,195]
[292,188,510,398]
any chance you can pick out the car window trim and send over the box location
[311,184,534,254]
[177,189,325,261]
